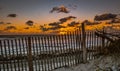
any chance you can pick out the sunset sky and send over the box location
[0,0,120,34]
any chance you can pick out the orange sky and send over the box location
[0,0,120,34]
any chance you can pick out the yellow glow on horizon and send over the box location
[1,19,120,35]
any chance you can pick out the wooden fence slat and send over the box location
[40,36,45,71]
[21,38,28,71]
[28,37,33,71]
[0,40,6,71]
[35,36,41,71]
[3,40,9,71]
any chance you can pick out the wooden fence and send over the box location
[0,25,108,71]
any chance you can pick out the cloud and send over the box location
[0,22,12,25]
[106,19,120,24]
[40,25,44,28]
[49,25,65,30]
[47,16,76,31]
[48,16,76,27]
[7,14,17,18]
[59,16,76,23]
[82,20,101,25]
[48,16,76,26]
[39,25,49,31]
[47,22,66,31]
[26,20,34,26]
[94,13,117,21]
[50,5,70,13]
[0,22,4,24]
[40,24,65,31]
[82,20,92,25]
[0,22,13,25]
[24,27,29,29]
[41,27,49,31]
[48,22,60,26]
[68,21,79,27]
[4,26,17,30]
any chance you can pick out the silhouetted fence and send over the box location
[0,26,110,71]
[0,31,105,71]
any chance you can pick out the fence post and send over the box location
[100,27,105,54]
[102,27,105,48]
[28,37,33,71]
[81,23,87,63]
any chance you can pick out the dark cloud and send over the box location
[47,16,76,31]
[59,16,76,23]
[41,27,49,31]
[82,20,101,25]
[50,5,70,13]
[48,22,60,26]
[46,21,66,31]
[40,24,65,31]
[68,21,79,27]
[110,19,120,23]
[40,25,44,28]
[7,14,17,18]
[24,27,29,29]
[0,22,4,24]
[48,16,77,27]
[4,26,17,30]
[49,25,65,30]
[39,25,49,31]
[93,22,101,25]
[106,19,120,24]
[0,22,12,25]
[26,20,34,26]
[94,13,117,21]
[82,20,92,25]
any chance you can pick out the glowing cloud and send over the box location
[4,26,17,30]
